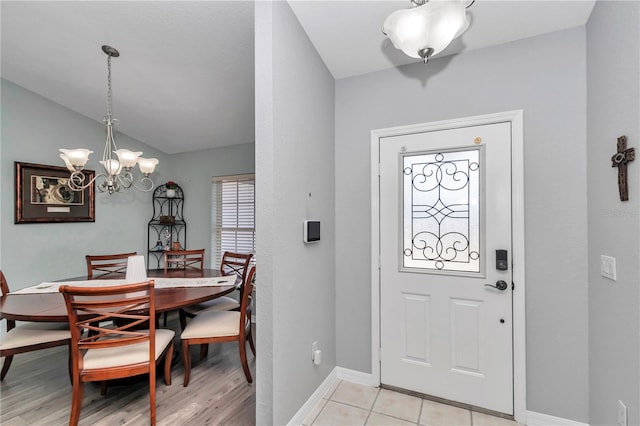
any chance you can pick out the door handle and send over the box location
[484,280,508,291]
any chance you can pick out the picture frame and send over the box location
[15,161,95,224]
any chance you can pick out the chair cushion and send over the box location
[0,323,70,350]
[83,328,175,370]
[180,311,240,339]
[182,296,240,315]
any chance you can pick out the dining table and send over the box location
[0,268,236,322]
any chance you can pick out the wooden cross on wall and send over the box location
[611,135,635,201]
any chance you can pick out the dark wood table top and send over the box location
[1,268,235,322]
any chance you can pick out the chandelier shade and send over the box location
[138,158,160,174]
[383,0,471,63]
[59,45,158,194]
[114,149,142,168]
[59,148,93,170]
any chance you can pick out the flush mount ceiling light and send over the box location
[60,45,158,194]
[383,0,474,64]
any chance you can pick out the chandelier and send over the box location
[383,0,474,64]
[59,45,158,194]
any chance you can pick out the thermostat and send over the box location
[303,220,320,243]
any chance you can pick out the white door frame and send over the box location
[370,110,526,423]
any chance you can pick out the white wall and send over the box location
[255,2,275,421]
[255,1,336,424]
[335,29,589,422]
[586,2,640,425]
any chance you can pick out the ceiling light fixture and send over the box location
[59,45,158,194]
[383,0,474,64]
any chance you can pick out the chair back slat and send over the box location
[86,252,137,279]
[0,270,9,297]
[0,271,16,330]
[163,249,205,274]
[239,266,256,332]
[220,252,253,286]
[60,281,155,354]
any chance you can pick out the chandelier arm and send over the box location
[116,172,134,189]
[121,174,155,192]
[113,172,154,192]
[66,170,154,193]
[67,171,103,192]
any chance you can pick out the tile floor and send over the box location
[302,380,525,426]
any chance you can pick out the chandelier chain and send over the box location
[106,54,113,119]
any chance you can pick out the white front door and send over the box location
[379,121,513,414]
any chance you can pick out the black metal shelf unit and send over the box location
[147,183,186,270]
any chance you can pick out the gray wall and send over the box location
[167,143,255,268]
[255,1,336,424]
[335,29,589,422]
[1,78,168,287]
[1,78,254,288]
[587,2,640,425]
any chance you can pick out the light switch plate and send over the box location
[601,255,617,281]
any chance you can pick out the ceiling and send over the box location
[289,0,596,79]
[1,1,595,155]
[1,1,255,155]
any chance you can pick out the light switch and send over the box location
[600,255,617,281]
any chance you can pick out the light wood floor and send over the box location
[0,313,256,425]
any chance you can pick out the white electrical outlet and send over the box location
[618,400,627,426]
[312,341,318,361]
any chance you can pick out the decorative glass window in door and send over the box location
[402,148,481,274]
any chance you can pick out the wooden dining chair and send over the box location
[179,251,253,329]
[86,252,137,279]
[162,249,205,326]
[180,266,256,386]
[163,249,205,274]
[0,270,71,381]
[59,280,174,426]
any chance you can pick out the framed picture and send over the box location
[15,161,95,224]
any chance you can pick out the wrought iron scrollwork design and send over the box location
[403,150,480,272]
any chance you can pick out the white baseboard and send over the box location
[336,367,376,387]
[527,411,590,426]
[287,368,376,425]
[287,368,339,426]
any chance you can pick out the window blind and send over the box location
[212,175,255,268]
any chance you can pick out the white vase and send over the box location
[166,188,176,198]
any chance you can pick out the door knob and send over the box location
[484,280,508,291]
